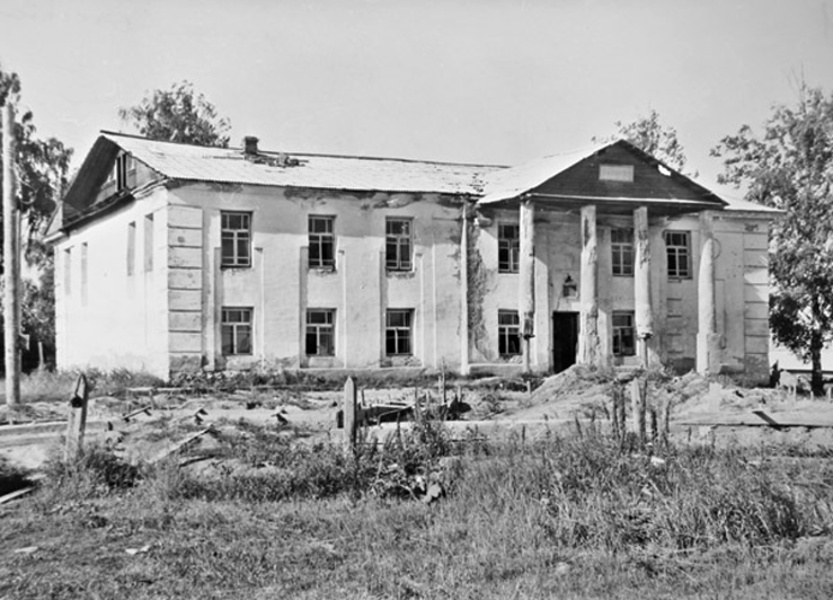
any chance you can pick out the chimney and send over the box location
[243,136,259,157]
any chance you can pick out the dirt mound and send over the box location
[506,365,617,421]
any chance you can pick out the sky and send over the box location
[2,0,833,201]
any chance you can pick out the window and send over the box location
[221,212,251,268]
[64,248,72,294]
[309,215,335,269]
[611,228,634,276]
[81,243,88,306]
[127,222,136,276]
[386,218,413,271]
[306,309,335,356]
[498,223,520,273]
[498,310,521,357]
[222,308,253,355]
[665,230,691,278]
[612,312,636,357]
[599,164,634,182]
[144,214,154,272]
[117,153,132,190]
[385,309,413,356]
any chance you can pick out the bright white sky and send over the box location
[2,0,833,200]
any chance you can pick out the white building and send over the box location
[47,133,778,381]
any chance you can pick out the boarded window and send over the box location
[221,307,253,355]
[498,223,520,273]
[386,218,413,271]
[498,310,521,357]
[665,230,691,278]
[221,212,252,268]
[306,309,335,356]
[599,164,634,182]
[385,309,413,356]
[613,312,636,356]
[309,215,335,269]
[144,214,154,272]
[611,228,634,276]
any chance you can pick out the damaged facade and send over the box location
[47,132,778,381]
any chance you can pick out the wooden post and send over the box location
[659,395,671,446]
[578,205,599,365]
[65,374,89,461]
[519,199,535,373]
[630,378,646,445]
[634,207,654,367]
[343,377,357,450]
[697,211,720,374]
[3,103,20,407]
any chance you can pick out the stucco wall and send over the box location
[167,184,466,372]
[54,187,170,377]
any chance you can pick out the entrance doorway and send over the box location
[552,312,579,373]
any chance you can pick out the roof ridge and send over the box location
[101,130,508,169]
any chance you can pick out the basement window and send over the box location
[611,228,634,276]
[498,310,521,357]
[309,215,335,269]
[599,164,634,182]
[498,223,520,273]
[306,309,335,356]
[385,309,413,356]
[221,212,252,268]
[612,312,636,357]
[222,307,252,355]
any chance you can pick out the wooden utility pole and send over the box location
[2,103,20,407]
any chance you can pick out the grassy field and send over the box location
[3,416,833,599]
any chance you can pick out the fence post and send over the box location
[630,378,646,445]
[343,377,357,450]
[65,374,89,462]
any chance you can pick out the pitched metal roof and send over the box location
[479,142,609,205]
[101,131,503,196]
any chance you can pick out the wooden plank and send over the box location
[0,486,35,505]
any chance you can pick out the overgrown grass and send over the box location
[9,368,166,403]
[5,428,833,599]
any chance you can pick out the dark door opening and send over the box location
[552,312,579,374]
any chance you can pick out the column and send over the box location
[634,206,654,366]
[578,205,600,365]
[696,210,720,374]
[519,199,535,372]
[459,205,470,375]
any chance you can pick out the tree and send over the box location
[593,109,694,176]
[711,84,833,395]
[0,64,72,369]
[1,68,72,240]
[119,81,231,147]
